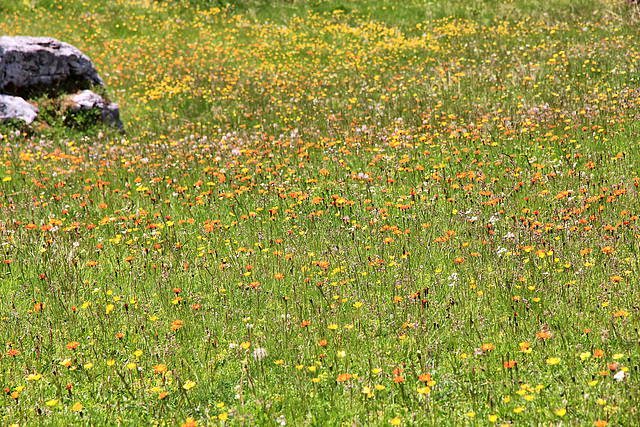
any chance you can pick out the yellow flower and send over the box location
[183,380,196,390]
[106,304,114,314]
[556,408,566,417]
[127,363,137,370]
[134,350,143,357]
[546,357,560,365]
[372,368,382,374]
[26,373,42,381]
[514,407,524,414]
[46,399,58,407]
[375,384,386,391]
[466,412,476,418]
[240,341,250,349]
[489,414,498,422]
[107,360,115,366]
[390,417,401,426]
[328,324,338,330]
[72,402,83,412]
[218,412,228,421]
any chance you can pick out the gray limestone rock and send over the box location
[0,94,39,124]
[71,90,124,132]
[0,36,103,96]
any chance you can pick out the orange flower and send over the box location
[336,373,352,382]
[481,343,494,351]
[418,374,432,382]
[181,417,198,427]
[602,246,613,254]
[171,320,184,331]
[393,375,405,384]
[7,349,20,357]
[503,360,517,369]
[593,349,604,358]
[318,339,327,347]
[153,364,168,374]
[66,341,80,350]
[301,320,310,328]
[536,331,551,340]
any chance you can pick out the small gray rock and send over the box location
[71,90,124,132]
[0,36,103,95]
[72,89,105,110]
[102,102,124,132]
[0,94,39,124]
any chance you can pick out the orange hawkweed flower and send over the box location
[593,349,604,358]
[418,374,432,382]
[336,373,352,382]
[153,364,168,374]
[503,360,517,369]
[536,331,552,340]
[602,246,613,254]
[66,341,80,350]
[481,343,494,351]
[171,320,184,331]
[7,349,20,357]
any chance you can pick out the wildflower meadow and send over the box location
[1,0,640,425]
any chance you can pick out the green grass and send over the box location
[1,0,640,425]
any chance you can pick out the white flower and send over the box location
[253,346,268,361]
[614,370,627,382]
